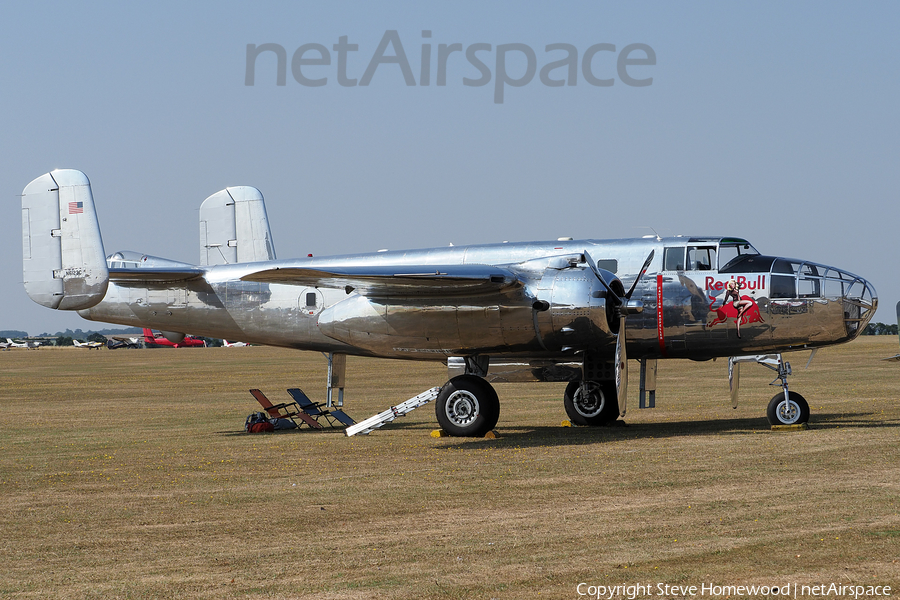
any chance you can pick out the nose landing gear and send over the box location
[767,391,810,426]
[729,353,811,426]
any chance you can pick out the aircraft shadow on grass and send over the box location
[215,399,898,441]
[439,411,900,450]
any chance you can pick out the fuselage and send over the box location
[78,236,877,363]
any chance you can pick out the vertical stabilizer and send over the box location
[199,186,276,266]
[21,170,109,310]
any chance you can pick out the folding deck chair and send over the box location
[249,389,323,430]
[286,387,356,428]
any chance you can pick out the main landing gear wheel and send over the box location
[435,375,500,437]
[766,391,810,426]
[563,380,619,426]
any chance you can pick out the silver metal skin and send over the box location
[20,170,879,432]
[72,238,876,363]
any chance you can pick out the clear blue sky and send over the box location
[2,1,898,334]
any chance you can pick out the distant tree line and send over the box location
[0,330,29,338]
[863,322,899,336]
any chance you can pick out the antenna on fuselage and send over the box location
[639,227,662,241]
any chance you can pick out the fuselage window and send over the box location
[595,259,618,273]
[798,278,821,298]
[663,247,685,271]
[305,292,318,309]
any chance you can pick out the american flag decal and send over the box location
[68,201,83,214]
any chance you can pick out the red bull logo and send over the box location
[707,294,764,329]
[706,275,765,338]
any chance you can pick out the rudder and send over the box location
[199,186,276,266]
[21,169,109,310]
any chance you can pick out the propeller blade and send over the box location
[728,357,740,409]
[583,250,620,304]
[625,249,655,299]
[586,247,649,420]
[616,315,628,417]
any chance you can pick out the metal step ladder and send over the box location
[345,387,441,436]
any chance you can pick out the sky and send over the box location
[2,1,898,334]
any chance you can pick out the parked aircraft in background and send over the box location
[142,328,207,348]
[73,339,103,349]
[107,337,141,350]
[20,169,877,436]
[0,340,11,350]
[108,334,142,349]
[883,301,900,361]
[5,338,41,349]
[224,340,248,347]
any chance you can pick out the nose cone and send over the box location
[770,258,877,344]
[839,271,878,341]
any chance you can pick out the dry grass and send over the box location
[1,338,898,599]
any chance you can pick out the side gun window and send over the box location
[663,247,685,271]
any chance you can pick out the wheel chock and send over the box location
[430,429,501,438]
[561,420,572,427]
[771,423,809,431]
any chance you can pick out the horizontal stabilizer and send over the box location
[107,251,203,282]
[240,264,521,296]
[21,170,109,310]
[109,267,205,282]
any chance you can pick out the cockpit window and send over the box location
[718,242,760,271]
[687,246,716,271]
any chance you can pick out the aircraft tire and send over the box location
[564,380,619,426]
[766,391,810,426]
[435,375,500,437]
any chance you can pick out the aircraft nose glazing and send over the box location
[769,259,877,338]
[837,270,878,337]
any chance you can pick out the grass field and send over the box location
[1,337,898,599]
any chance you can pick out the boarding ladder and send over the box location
[345,387,441,436]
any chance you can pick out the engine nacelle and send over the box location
[160,331,186,344]
[530,266,622,351]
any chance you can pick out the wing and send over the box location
[239,264,522,297]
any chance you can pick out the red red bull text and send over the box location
[704,275,766,292]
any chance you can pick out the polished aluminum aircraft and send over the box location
[21,169,878,436]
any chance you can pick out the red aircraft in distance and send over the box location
[142,328,207,348]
